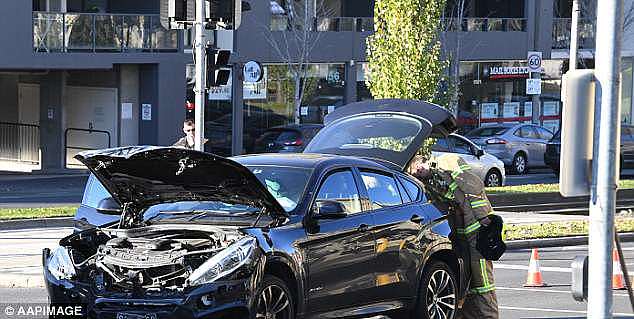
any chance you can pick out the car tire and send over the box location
[253,275,295,319]
[512,153,528,175]
[484,169,503,187]
[415,260,458,319]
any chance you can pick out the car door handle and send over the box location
[357,224,369,232]
[410,215,424,223]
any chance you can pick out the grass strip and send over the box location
[487,179,634,195]
[0,207,78,220]
[504,217,634,241]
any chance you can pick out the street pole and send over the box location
[193,0,206,151]
[588,0,623,317]
[569,0,580,71]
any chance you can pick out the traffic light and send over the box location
[559,69,595,197]
[160,0,195,29]
[206,48,231,88]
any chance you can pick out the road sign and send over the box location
[526,78,542,95]
[243,61,263,83]
[527,51,542,73]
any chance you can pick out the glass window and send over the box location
[360,171,403,209]
[82,174,112,208]
[535,127,554,140]
[466,126,509,137]
[398,176,423,202]
[449,136,473,155]
[249,165,313,212]
[516,126,539,139]
[621,60,633,124]
[315,170,362,214]
[432,138,451,152]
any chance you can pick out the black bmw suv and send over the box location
[43,100,466,319]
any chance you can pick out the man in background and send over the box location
[173,119,196,150]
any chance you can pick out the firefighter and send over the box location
[408,153,500,319]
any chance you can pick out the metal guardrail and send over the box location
[442,17,527,32]
[64,128,111,167]
[314,17,374,32]
[0,122,40,164]
[33,11,178,53]
[552,18,595,49]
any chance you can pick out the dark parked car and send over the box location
[44,100,467,319]
[252,124,323,153]
[545,125,634,174]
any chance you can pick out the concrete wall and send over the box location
[0,75,20,123]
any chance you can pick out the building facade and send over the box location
[0,0,623,172]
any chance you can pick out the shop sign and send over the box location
[243,61,264,83]
[208,67,268,101]
[526,78,542,95]
[487,66,530,80]
[503,102,520,118]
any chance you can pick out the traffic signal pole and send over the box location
[588,0,623,317]
[194,0,207,151]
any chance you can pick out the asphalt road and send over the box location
[504,168,634,186]
[0,174,87,208]
[0,224,632,318]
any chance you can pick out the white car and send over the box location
[431,133,506,187]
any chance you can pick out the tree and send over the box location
[366,0,448,104]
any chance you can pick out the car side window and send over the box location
[359,170,403,209]
[81,174,112,208]
[432,138,450,152]
[536,127,553,140]
[398,176,424,202]
[315,170,362,214]
[449,136,473,155]
[517,126,539,139]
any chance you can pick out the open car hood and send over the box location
[304,99,457,171]
[75,146,288,224]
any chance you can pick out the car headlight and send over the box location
[187,236,257,286]
[47,246,76,280]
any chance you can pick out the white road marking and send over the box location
[493,263,571,273]
[499,305,634,316]
[497,286,632,298]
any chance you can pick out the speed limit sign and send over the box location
[527,51,542,72]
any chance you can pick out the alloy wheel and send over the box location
[486,171,501,187]
[256,284,292,319]
[514,155,526,174]
[425,269,456,319]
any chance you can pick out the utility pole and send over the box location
[569,0,580,71]
[588,0,623,317]
[194,0,207,151]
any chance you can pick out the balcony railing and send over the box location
[271,16,373,32]
[552,18,595,50]
[442,17,527,32]
[33,12,178,53]
[314,17,374,32]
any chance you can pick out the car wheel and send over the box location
[415,260,457,319]
[512,153,528,175]
[485,169,502,187]
[254,275,295,319]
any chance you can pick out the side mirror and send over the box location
[475,148,484,158]
[96,197,122,214]
[314,200,347,219]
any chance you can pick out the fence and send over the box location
[442,17,527,32]
[0,122,40,164]
[33,12,178,53]
[552,18,595,50]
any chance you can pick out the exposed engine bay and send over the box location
[61,226,244,294]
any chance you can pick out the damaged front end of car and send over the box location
[43,147,286,318]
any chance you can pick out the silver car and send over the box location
[431,133,506,187]
[465,123,554,175]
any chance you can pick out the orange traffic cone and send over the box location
[524,248,548,287]
[613,248,626,290]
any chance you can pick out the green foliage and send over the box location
[366,0,448,103]
[0,207,78,220]
[504,218,634,241]
[486,179,634,194]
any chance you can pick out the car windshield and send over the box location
[307,114,422,152]
[552,130,561,141]
[467,127,509,137]
[144,201,262,223]
[247,165,312,213]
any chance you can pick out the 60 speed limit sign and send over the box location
[527,51,542,72]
